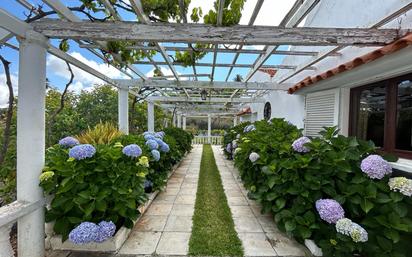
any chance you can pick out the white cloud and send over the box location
[0,72,18,108]
[47,51,128,92]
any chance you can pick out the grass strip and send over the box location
[189,144,243,256]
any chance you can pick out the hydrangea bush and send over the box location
[40,127,193,242]
[226,119,412,257]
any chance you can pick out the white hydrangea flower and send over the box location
[249,152,260,163]
[388,177,412,197]
[335,218,353,236]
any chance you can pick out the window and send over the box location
[350,73,412,159]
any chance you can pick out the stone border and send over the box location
[46,160,184,253]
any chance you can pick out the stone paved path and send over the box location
[212,145,310,257]
[48,145,310,257]
[118,145,202,256]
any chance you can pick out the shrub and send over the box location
[76,122,123,144]
[228,119,412,257]
[41,143,148,241]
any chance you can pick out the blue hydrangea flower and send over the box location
[315,199,345,224]
[145,139,159,150]
[68,222,100,244]
[349,223,368,243]
[144,180,153,189]
[159,142,170,153]
[249,152,260,162]
[154,138,164,145]
[232,140,238,149]
[155,132,165,139]
[151,150,161,161]
[69,144,96,160]
[143,131,153,136]
[360,155,392,179]
[122,144,142,158]
[243,124,256,133]
[95,221,116,242]
[292,136,311,153]
[58,136,79,148]
[144,134,155,141]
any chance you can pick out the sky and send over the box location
[0,0,296,107]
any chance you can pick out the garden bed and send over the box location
[46,161,182,252]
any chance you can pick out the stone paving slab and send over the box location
[211,145,311,257]
[116,145,202,256]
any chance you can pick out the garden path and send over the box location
[211,145,310,257]
[48,145,309,257]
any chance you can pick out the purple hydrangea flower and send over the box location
[122,144,142,158]
[146,139,159,150]
[226,143,232,153]
[360,155,392,179]
[68,222,100,244]
[95,221,116,242]
[151,149,161,161]
[315,199,345,224]
[292,136,311,153]
[58,136,79,148]
[143,131,153,136]
[159,142,170,153]
[249,152,260,162]
[69,144,96,160]
[232,140,238,149]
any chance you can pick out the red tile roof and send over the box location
[288,33,412,94]
[237,106,252,116]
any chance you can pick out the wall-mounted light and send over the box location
[201,89,208,101]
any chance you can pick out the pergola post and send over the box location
[147,101,155,132]
[182,115,187,130]
[233,116,238,126]
[172,113,177,127]
[118,87,129,134]
[177,114,182,128]
[17,31,47,257]
[208,114,212,144]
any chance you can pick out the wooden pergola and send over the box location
[1,0,412,256]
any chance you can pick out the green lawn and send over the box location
[189,144,244,256]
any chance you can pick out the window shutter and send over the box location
[304,89,340,137]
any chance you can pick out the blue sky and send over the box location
[0,0,294,106]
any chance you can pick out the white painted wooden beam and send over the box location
[42,0,148,80]
[33,20,403,46]
[208,114,212,143]
[244,0,320,82]
[131,60,307,70]
[225,0,264,81]
[276,1,412,84]
[211,0,225,82]
[80,44,334,56]
[148,96,263,103]
[129,0,188,96]
[116,79,288,90]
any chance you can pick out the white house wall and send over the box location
[245,71,305,128]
